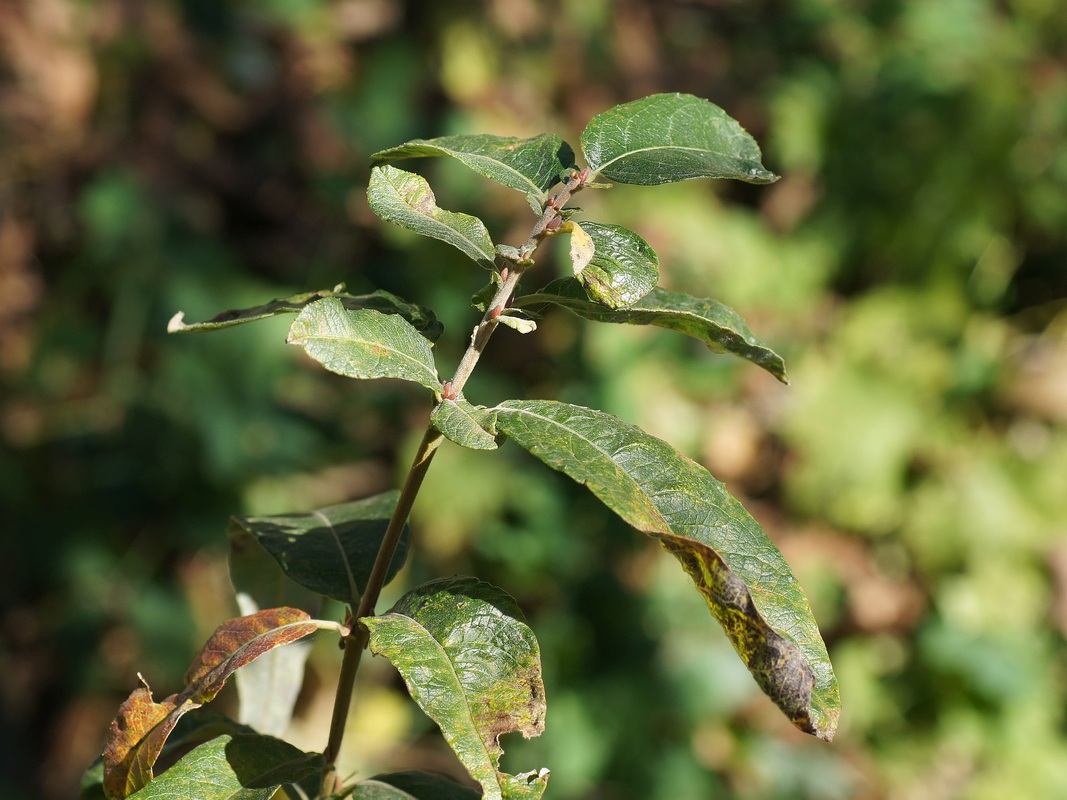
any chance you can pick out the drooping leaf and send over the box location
[431,399,501,451]
[368,165,495,268]
[229,492,409,606]
[102,684,183,800]
[287,298,441,392]
[569,222,659,308]
[184,609,329,703]
[491,401,839,741]
[168,286,443,342]
[352,771,481,800]
[125,734,323,800]
[371,134,575,201]
[516,279,788,383]
[103,610,340,798]
[580,93,779,186]
[364,577,549,800]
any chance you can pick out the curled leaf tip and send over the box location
[166,312,187,333]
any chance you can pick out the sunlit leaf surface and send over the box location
[431,399,501,451]
[570,222,659,309]
[287,298,441,391]
[125,734,322,800]
[518,278,788,383]
[368,165,496,268]
[364,577,549,800]
[372,134,575,201]
[581,93,778,185]
[492,401,838,740]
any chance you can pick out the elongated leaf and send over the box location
[431,399,501,451]
[491,401,839,740]
[372,134,575,201]
[364,577,549,800]
[352,771,481,800]
[517,279,788,383]
[103,610,340,798]
[126,734,323,800]
[288,298,441,392]
[570,222,659,308]
[229,492,409,606]
[581,93,778,185]
[184,609,326,702]
[369,165,495,268]
[168,286,442,342]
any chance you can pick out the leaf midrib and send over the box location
[496,404,671,534]
[298,315,438,385]
[594,143,739,178]
[386,613,504,798]
[312,508,361,606]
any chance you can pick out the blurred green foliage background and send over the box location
[2,1,1066,798]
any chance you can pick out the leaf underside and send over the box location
[371,133,576,201]
[517,278,788,383]
[168,286,443,342]
[368,165,496,268]
[491,400,839,740]
[580,93,779,186]
[287,297,442,392]
[364,577,549,800]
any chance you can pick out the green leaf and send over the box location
[352,771,481,800]
[516,279,788,383]
[372,134,575,201]
[431,399,501,451]
[364,577,549,800]
[491,401,839,741]
[287,298,441,392]
[368,165,496,268]
[229,492,409,606]
[570,222,660,309]
[168,286,443,342]
[580,93,779,185]
[125,734,323,800]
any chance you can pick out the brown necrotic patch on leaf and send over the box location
[102,683,183,800]
[659,536,816,734]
